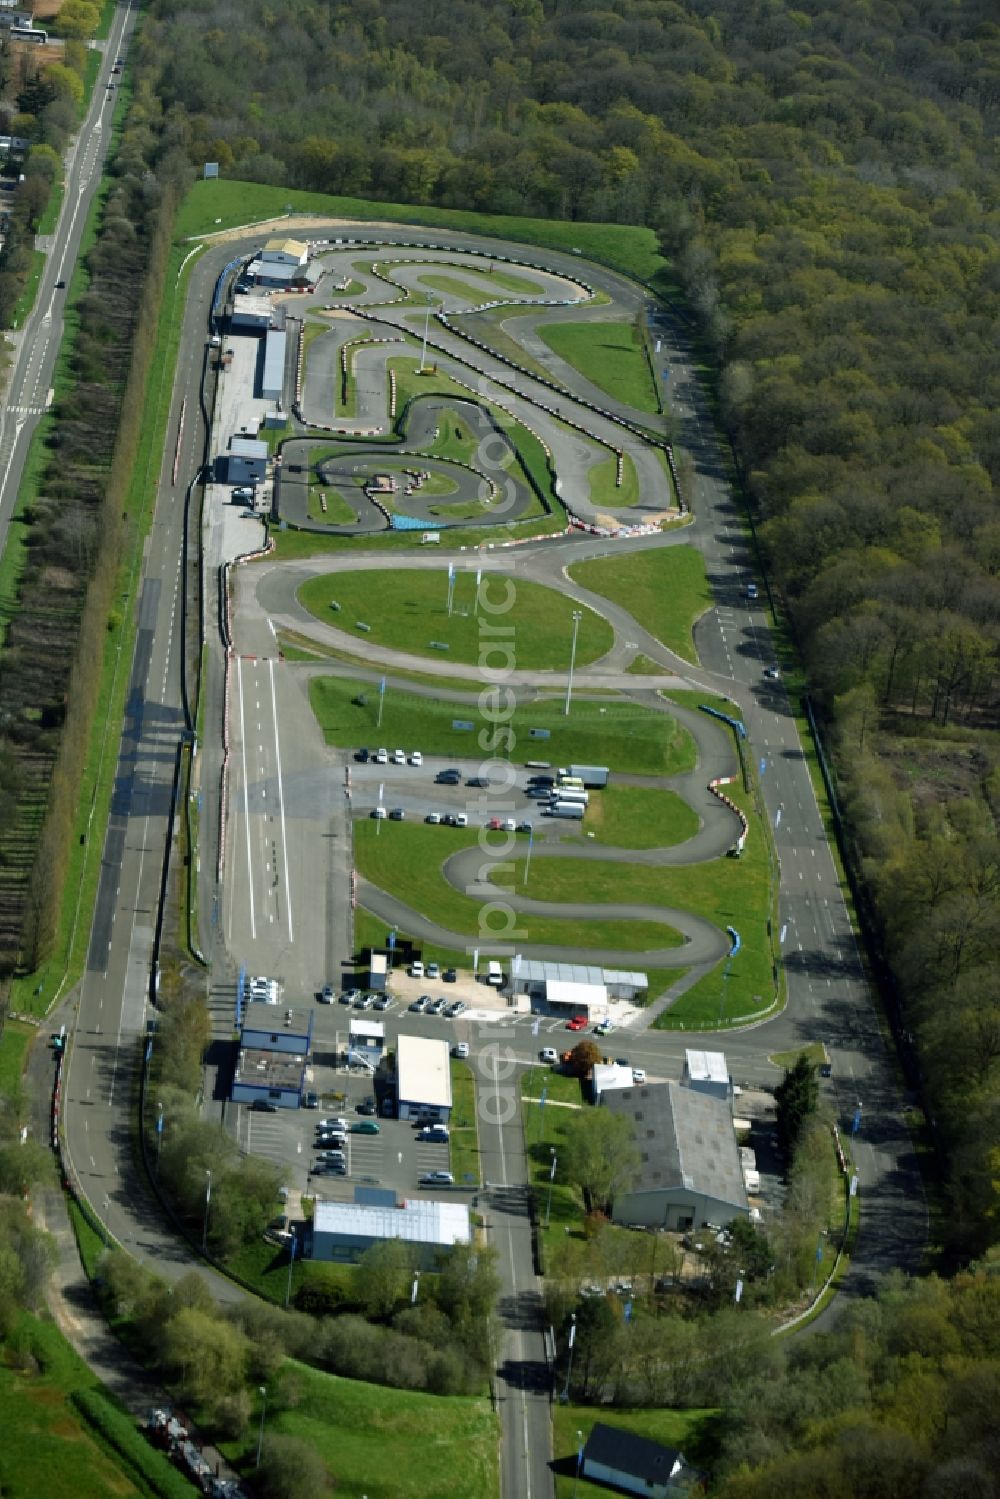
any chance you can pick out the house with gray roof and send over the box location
[602,1080,748,1232]
[581,1423,696,1498]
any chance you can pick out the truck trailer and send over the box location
[566,763,610,789]
[553,787,589,805]
[548,799,585,820]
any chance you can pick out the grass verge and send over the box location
[577,785,700,851]
[310,677,698,776]
[535,319,659,412]
[569,546,713,665]
[449,1058,481,1186]
[297,569,614,670]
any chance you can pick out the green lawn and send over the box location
[259,1358,499,1499]
[552,1404,714,1497]
[354,821,684,953]
[521,1072,586,1265]
[535,319,659,413]
[661,688,741,719]
[568,546,713,665]
[353,906,472,973]
[579,785,700,850]
[298,569,614,670]
[588,451,640,510]
[306,483,359,525]
[770,1041,827,1070]
[449,1058,481,1186]
[177,179,669,288]
[0,1018,32,1097]
[0,1313,162,1499]
[494,783,775,1025]
[416,264,549,297]
[310,677,697,776]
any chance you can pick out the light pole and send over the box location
[201,1169,212,1254]
[563,610,583,716]
[572,1429,584,1499]
[544,1148,557,1229]
[561,1313,576,1403]
[255,1386,267,1468]
[411,1268,421,1305]
[284,1232,296,1309]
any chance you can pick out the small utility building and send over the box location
[348,1019,384,1070]
[260,236,308,268]
[261,328,287,401]
[395,1034,452,1123]
[592,1063,635,1101]
[581,1424,694,1499]
[230,293,273,332]
[681,1049,732,1105]
[507,959,647,1012]
[604,1080,748,1232]
[310,1197,469,1267]
[224,436,268,485]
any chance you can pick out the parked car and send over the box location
[351,1120,380,1134]
[374,748,389,763]
[371,806,387,819]
[518,820,533,833]
[764,665,780,680]
[356,1101,378,1116]
[566,1015,588,1032]
[250,1100,277,1112]
[467,775,490,788]
[392,749,406,764]
[304,1091,320,1109]
[615,1056,631,1068]
[388,807,405,820]
[632,1068,647,1084]
[319,1117,348,1131]
[540,1047,558,1064]
[320,985,335,1004]
[445,1000,466,1018]
[315,1149,346,1161]
[418,1124,450,1140]
[426,962,440,979]
[354,748,370,762]
[594,1020,614,1036]
[355,993,375,1009]
[443,968,458,983]
[409,996,429,1013]
[410,750,423,766]
[315,1160,347,1175]
[425,812,441,824]
[410,961,425,978]
[419,1171,454,1186]
[316,1134,346,1149]
[373,995,392,1011]
[435,769,461,784]
[452,1042,470,1058]
[339,989,358,1005]
[819,1061,833,1078]
[426,998,447,1016]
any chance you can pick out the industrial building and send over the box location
[603,1081,748,1231]
[681,1049,732,1105]
[229,293,273,332]
[309,1197,470,1267]
[261,328,287,401]
[223,435,268,485]
[231,1002,314,1110]
[394,1034,452,1123]
[506,959,648,1016]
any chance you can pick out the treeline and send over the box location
[0,71,192,975]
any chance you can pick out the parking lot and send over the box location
[349,754,561,832]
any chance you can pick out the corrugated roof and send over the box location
[229,436,268,458]
[397,1033,452,1109]
[313,1198,469,1247]
[546,979,607,1008]
[349,1019,384,1042]
[514,959,647,988]
[262,328,287,392]
[603,1081,747,1211]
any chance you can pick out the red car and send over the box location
[566,1014,588,1031]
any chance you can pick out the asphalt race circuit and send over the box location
[52,217,929,1499]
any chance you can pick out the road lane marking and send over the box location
[236,657,257,940]
[269,658,294,944]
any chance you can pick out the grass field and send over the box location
[568,546,713,665]
[310,677,698,776]
[353,906,472,972]
[0,1018,31,1098]
[250,1359,499,1499]
[449,1058,482,1186]
[552,1404,715,1496]
[177,179,670,289]
[521,1072,584,1265]
[535,319,659,412]
[579,785,700,850]
[588,451,640,510]
[417,263,550,297]
[0,1313,152,1499]
[494,783,774,1025]
[306,482,359,526]
[298,570,614,670]
[354,820,684,953]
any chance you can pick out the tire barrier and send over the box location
[709,774,749,856]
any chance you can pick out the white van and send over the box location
[486,960,503,987]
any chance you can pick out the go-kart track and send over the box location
[58,210,928,1499]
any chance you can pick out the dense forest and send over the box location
[136,0,1000,1258]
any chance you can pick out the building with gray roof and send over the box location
[309,1197,470,1267]
[603,1080,748,1231]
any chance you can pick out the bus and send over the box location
[9,25,48,42]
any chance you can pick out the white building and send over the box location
[681,1049,732,1104]
[348,1019,384,1071]
[260,236,308,268]
[310,1198,469,1268]
[507,959,647,1014]
[395,1033,452,1123]
[592,1063,635,1101]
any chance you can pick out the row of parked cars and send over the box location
[409,994,466,1019]
[356,747,422,766]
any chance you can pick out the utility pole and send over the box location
[563,610,583,716]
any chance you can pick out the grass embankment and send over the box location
[298,569,613,670]
[552,1405,714,1498]
[449,1058,481,1186]
[354,821,684,954]
[535,319,659,412]
[588,451,640,510]
[0,1017,32,1096]
[0,1313,185,1499]
[493,782,773,1026]
[580,785,700,850]
[418,265,550,299]
[310,677,698,776]
[239,1360,499,1499]
[178,179,669,289]
[569,546,713,665]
